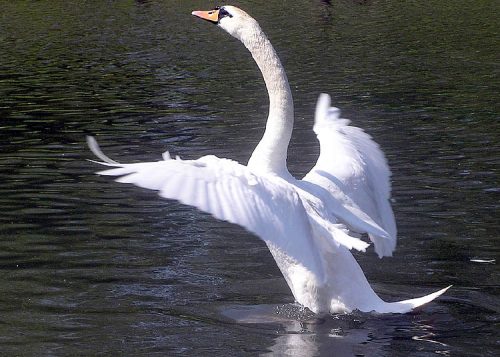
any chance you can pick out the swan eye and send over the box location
[218,7,233,20]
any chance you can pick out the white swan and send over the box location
[88,5,450,314]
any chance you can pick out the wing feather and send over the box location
[303,94,397,257]
[88,137,326,279]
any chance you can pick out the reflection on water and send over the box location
[221,303,470,356]
[0,0,498,355]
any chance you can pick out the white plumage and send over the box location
[88,5,449,314]
[304,93,397,257]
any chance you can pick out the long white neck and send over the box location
[237,24,294,176]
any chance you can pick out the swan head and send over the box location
[192,6,261,43]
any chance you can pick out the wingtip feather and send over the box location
[314,93,331,125]
[86,136,121,165]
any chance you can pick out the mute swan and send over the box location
[87,5,450,314]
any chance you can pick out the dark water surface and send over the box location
[0,0,498,355]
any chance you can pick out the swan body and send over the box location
[88,6,450,314]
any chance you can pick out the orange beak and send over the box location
[191,9,220,24]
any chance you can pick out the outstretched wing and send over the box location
[87,136,325,280]
[303,94,397,257]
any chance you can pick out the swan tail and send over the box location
[323,242,451,314]
[370,285,452,314]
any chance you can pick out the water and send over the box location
[0,0,498,355]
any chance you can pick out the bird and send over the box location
[87,5,450,314]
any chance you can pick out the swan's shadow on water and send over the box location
[220,303,452,357]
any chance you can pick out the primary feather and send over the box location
[304,93,397,257]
